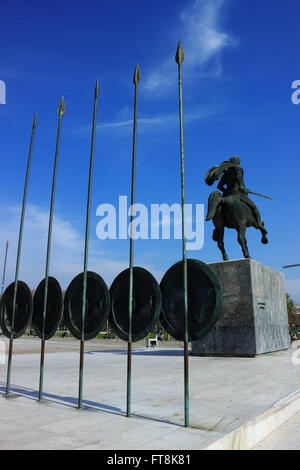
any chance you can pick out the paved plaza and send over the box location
[0,336,300,450]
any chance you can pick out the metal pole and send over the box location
[1,241,9,295]
[175,42,189,427]
[6,112,37,397]
[127,64,140,418]
[78,80,99,409]
[38,98,65,402]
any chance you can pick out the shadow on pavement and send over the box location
[0,382,182,428]
[86,348,189,356]
[0,382,122,415]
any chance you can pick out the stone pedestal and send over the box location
[192,259,290,357]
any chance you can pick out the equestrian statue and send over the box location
[205,155,271,261]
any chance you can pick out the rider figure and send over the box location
[207,156,267,236]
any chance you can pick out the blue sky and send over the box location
[0,0,299,301]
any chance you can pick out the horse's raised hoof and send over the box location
[261,235,268,244]
[260,221,268,236]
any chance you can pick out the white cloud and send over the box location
[84,104,224,134]
[142,0,235,95]
[0,204,83,290]
[0,204,164,292]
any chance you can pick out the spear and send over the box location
[78,80,99,409]
[175,42,189,427]
[38,97,65,402]
[6,112,37,397]
[127,64,140,418]
[1,241,9,295]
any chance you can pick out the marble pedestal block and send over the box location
[192,259,290,357]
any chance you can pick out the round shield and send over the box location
[0,281,33,339]
[109,267,162,342]
[160,259,222,341]
[32,277,63,340]
[63,271,110,341]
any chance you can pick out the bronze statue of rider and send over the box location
[205,156,268,238]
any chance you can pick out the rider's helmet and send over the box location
[229,155,240,164]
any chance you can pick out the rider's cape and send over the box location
[206,190,222,221]
[205,160,237,186]
[205,160,239,221]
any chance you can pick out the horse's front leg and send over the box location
[214,225,228,261]
[237,223,250,258]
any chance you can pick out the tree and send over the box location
[286,293,295,315]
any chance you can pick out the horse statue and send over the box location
[205,156,270,261]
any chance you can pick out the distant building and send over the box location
[289,305,300,327]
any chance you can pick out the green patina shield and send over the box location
[0,281,33,339]
[109,267,162,343]
[160,259,222,341]
[32,277,63,340]
[63,271,110,341]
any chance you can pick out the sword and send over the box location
[246,190,273,200]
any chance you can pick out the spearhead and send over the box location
[6,240,8,248]
[175,42,184,64]
[57,96,66,117]
[95,79,99,98]
[32,112,37,129]
[133,64,140,85]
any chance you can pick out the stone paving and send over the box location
[0,336,300,450]
[253,411,300,450]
